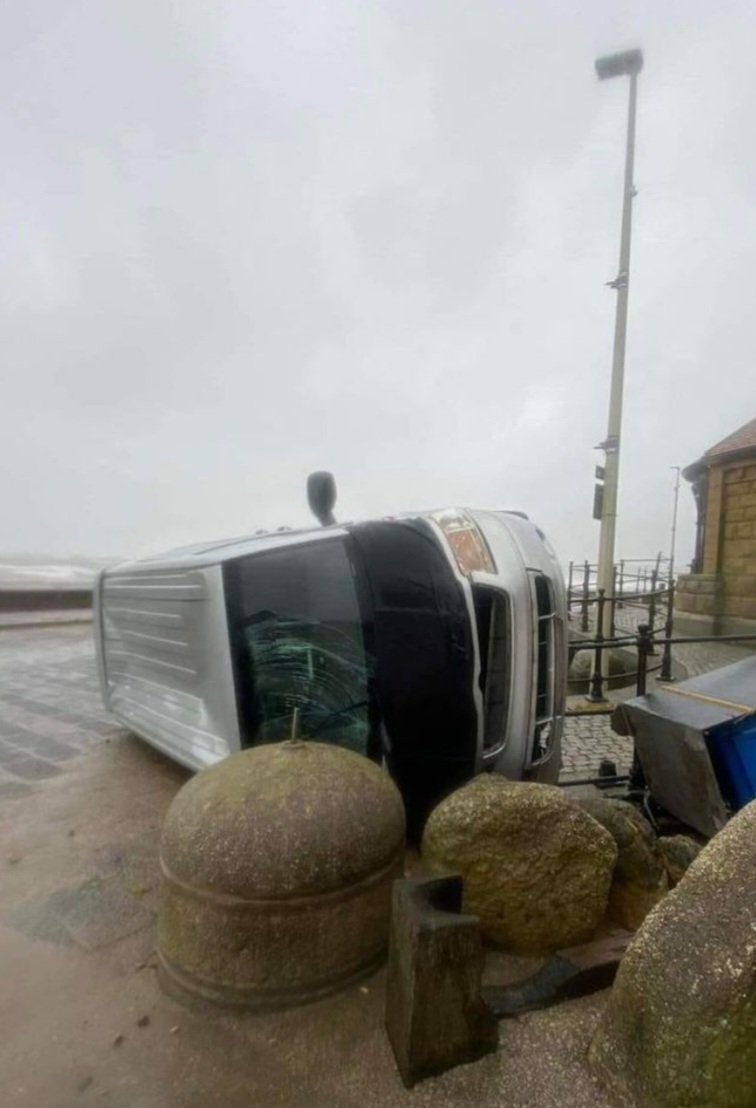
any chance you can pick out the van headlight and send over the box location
[432,510,496,576]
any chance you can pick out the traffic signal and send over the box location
[593,465,605,521]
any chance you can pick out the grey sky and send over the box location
[2,1,754,568]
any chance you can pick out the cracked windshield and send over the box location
[231,540,373,753]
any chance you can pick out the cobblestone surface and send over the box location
[562,714,632,780]
[0,625,117,800]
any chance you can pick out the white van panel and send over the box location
[95,564,240,770]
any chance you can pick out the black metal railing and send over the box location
[567,621,756,713]
[567,555,672,639]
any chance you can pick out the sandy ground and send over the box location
[0,731,618,1108]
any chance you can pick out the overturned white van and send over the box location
[94,488,567,826]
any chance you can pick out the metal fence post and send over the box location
[659,579,676,682]
[647,565,658,654]
[636,622,652,696]
[610,564,618,638]
[588,589,607,702]
[567,561,574,616]
[618,559,625,609]
[581,561,590,633]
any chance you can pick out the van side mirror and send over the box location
[307,471,337,526]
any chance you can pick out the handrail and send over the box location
[568,622,756,706]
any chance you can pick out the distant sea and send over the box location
[0,556,118,590]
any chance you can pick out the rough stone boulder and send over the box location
[421,776,617,954]
[658,833,702,887]
[578,796,667,930]
[590,800,756,1108]
[568,644,632,693]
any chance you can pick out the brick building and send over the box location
[675,417,756,635]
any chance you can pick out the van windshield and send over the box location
[225,539,374,756]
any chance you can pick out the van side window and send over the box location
[226,541,374,756]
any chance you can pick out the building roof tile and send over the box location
[704,417,756,459]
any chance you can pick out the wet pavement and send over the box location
[0,620,753,1107]
[0,720,614,1108]
[0,625,116,799]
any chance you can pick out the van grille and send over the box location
[473,587,511,753]
[532,572,555,764]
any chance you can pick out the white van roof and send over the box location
[104,507,529,577]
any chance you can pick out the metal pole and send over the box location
[588,589,608,703]
[597,67,639,680]
[611,563,618,638]
[669,466,681,581]
[568,561,574,615]
[659,578,676,681]
[581,560,590,632]
[648,565,658,654]
[636,623,652,696]
[658,468,681,681]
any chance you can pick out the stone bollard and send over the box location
[590,799,756,1108]
[158,740,405,1010]
[421,776,617,953]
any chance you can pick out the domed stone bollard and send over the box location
[157,741,406,1010]
[590,799,756,1108]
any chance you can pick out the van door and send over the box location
[350,520,479,830]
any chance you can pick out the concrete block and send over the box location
[725,574,756,597]
[723,538,756,559]
[676,574,721,600]
[725,596,756,620]
[385,876,498,1088]
[674,593,696,613]
[672,610,719,637]
[723,558,754,578]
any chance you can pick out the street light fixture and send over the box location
[594,47,643,682]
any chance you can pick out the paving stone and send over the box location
[8,875,154,950]
[5,756,62,781]
[0,728,80,760]
[0,741,24,764]
[0,780,33,800]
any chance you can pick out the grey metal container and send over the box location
[615,656,756,837]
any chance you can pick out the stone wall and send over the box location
[675,573,722,635]
[720,462,756,622]
[675,459,756,636]
[0,588,93,612]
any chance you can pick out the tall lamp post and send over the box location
[669,465,681,580]
[594,47,644,678]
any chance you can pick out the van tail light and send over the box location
[433,510,496,575]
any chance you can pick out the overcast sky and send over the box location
[2,1,754,568]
